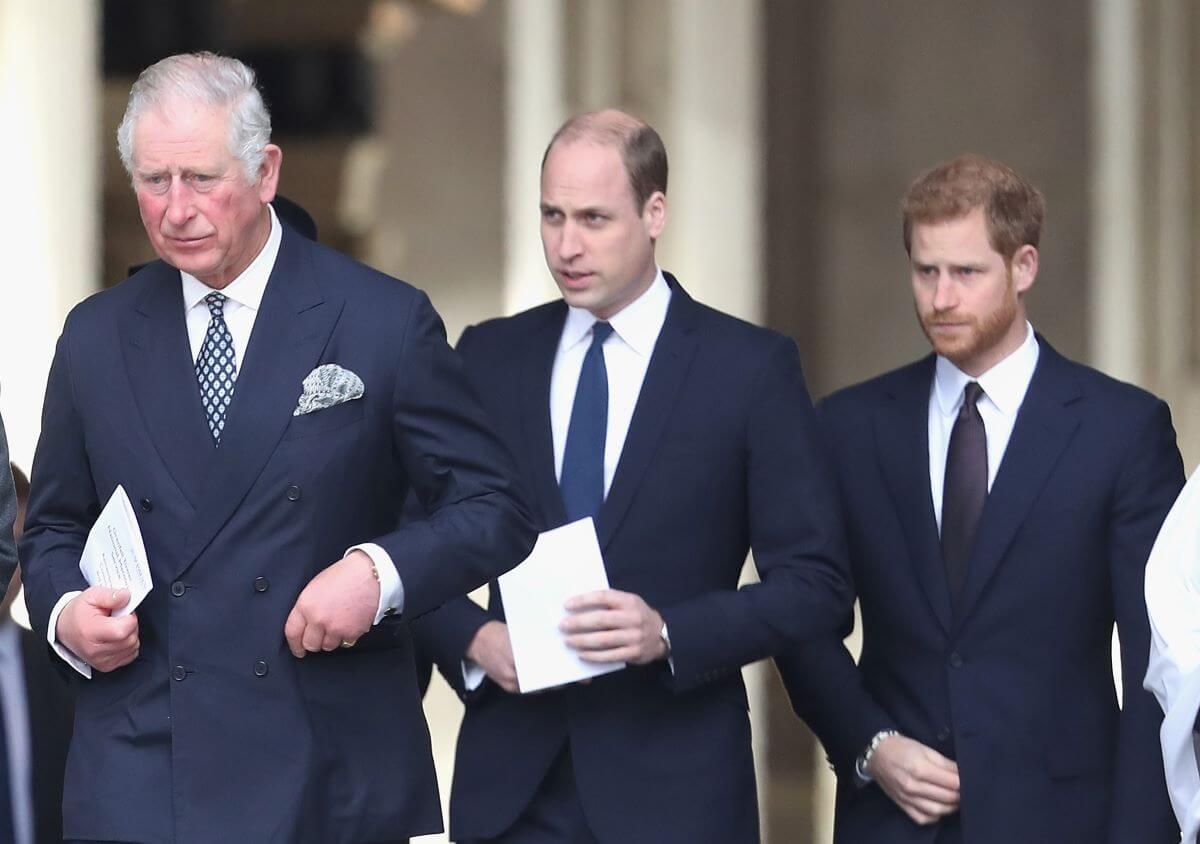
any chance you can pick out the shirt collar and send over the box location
[934,321,1040,417]
[181,204,281,313]
[559,268,671,355]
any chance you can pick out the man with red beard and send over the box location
[778,154,1183,843]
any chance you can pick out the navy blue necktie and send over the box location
[942,381,987,610]
[560,322,614,522]
[195,292,238,445]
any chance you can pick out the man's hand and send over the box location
[56,587,139,672]
[866,734,960,826]
[560,589,668,665]
[465,620,519,693]
[285,551,380,658]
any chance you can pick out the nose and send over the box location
[164,178,196,229]
[932,274,957,312]
[557,220,583,262]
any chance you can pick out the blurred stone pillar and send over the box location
[0,0,100,468]
[502,0,567,313]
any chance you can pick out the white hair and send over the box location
[117,52,272,183]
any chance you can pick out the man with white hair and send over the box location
[19,52,535,843]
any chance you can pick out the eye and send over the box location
[541,208,563,223]
[583,212,607,226]
[139,174,169,194]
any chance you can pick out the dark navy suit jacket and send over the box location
[19,223,536,844]
[414,276,852,843]
[778,339,1182,843]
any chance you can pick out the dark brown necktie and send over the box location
[941,381,987,611]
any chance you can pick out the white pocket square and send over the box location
[294,364,365,416]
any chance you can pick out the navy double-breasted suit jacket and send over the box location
[778,339,1183,843]
[19,223,536,843]
[414,276,852,843]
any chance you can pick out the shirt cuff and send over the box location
[462,658,487,692]
[661,620,675,675]
[348,543,404,625]
[48,591,92,678]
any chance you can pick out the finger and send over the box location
[923,750,959,775]
[560,609,631,633]
[563,590,620,612]
[284,608,307,658]
[575,646,635,663]
[301,621,327,654]
[321,630,344,652]
[917,762,960,791]
[906,795,958,820]
[564,630,635,651]
[904,779,959,806]
[88,616,137,644]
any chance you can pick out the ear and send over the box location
[256,144,283,204]
[642,191,667,239]
[1010,244,1038,295]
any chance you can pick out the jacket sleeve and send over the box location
[365,293,537,621]
[658,335,854,693]
[1108,398,1184,842]
[19,312,96,641]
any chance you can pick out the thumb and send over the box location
[88,587,131,611]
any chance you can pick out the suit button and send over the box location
[948,652,964,669]
[254,577,269,593]
[286,484,301,501]
[254,660,269,677]
[140,497,153,512]
[936,727,951,742]
[171,581,186,597]
[171,665,187,682]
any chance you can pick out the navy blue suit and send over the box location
[414,277,851,843]
[778,340,1182,843]
[19,223,536,843]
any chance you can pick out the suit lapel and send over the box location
[174,229,344,577]
[120,262,216,507]
[519,303,569,530]
[874,357,954,634]
[595,276,700,550]
[955,340,1081,625]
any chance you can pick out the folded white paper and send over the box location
[79,485,152,617]
[498,517,625,693]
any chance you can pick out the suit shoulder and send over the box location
[819,358,931,416]
[688,300,796,356]
[61,266,163,329]
[460,300,564,347]
[1055,354,1168,416]
[305,240,426,307]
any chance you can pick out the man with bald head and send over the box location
[19,52,535,843]
[413,110,850,843]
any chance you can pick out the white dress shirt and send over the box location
[550,270,671,494]
[928,323,1039,530]
[0,621,33,844]
[462,269,672,690]
[1145,466,1200,841]
[49,205,404,677]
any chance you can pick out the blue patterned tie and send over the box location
[560,322,614,522]
[195,292,238,445]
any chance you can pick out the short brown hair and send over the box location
[901,154,1044,262]
[542,109,668,211]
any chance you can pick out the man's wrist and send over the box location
[856,729,900,784]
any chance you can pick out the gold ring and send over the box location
[340,640,355,649]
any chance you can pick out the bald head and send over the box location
[542,109,668,212]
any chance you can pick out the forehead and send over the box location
[910,207,998,260]
[541,140,632,206]
[133,100,233,170]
